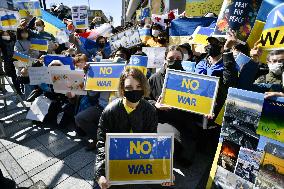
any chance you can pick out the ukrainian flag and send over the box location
[85,63,125,91]
[128,55,148,76]
[169,17,216,45]
[138,28,151,44]
[192,26,215,45]
[108,137,172,182]
[16,1,42,18]
[13,52,29,63]
[42,9,66,36]
[30,38,48,51]
[163,71,218,115]
[75,21,86,29]
[0,14,17,27]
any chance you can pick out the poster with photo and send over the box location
[109,27,141,52]
[71,5,89,29]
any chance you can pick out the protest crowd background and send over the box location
[0,0,284,189]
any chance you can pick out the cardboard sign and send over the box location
[185,0,223,17]
[85,63,125,91]
[257,97,284,143]
[127,55,148,75]
[106,133,174,185]
[161,69,219,115]
[260,3,284,50]
[142,47,166,68]
[72,5,89,29]
[109,27,141,52]
[0,10,20,31]
[214,0,263,43]
[50,70,86,95]
[15,0,42,18]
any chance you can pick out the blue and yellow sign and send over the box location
[106,133,174,185]
[127,55,148,76]
[162,69,219,115]
[85,63,125,91]
[260,3,284,50]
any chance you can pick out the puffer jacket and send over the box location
[94,98,158,181]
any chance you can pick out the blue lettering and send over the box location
[97,81,111,87]
[177,95,196,106]
[128,164,153,174]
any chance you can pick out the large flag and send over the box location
[30,38,48,51]
[41,9,66,37]
[192,22,216,45]
[0,10,20,31]
[169,17,216,45]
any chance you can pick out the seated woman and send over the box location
[95,68,169,189]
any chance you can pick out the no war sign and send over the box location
[260,3,284,50]
[106,133,174,185]
[161,69,219,115]
[85,63,125,91]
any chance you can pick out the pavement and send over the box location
[0,85,217,189]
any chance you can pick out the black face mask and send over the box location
[124,90,144,103]
[158,38,167,44]
[98,43,105,48]
[205,44,222,57]
[167,60,184,71]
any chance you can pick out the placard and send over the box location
[30,38,48,52]
[0,10,20,31]
[127,55,148,75]
[185,0,223,17]
[260,3,284,50]
[235,52,251,72]
[214,0,263,43]
[181,61,196,73]
[161,69,219,115]
[50,70,86,95]
[85,63,125,91]
[26,96,52,122]
[106,133,174,185]
[72,5,89,29]
[44,54,75,70]
[109,27,141,52]
[15,0,42,18]
[142,47,166,68]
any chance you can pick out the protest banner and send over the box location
[30,38,48,52]
[142,47,166,68]
[127,55,148,75]
[71,5,89,29]
[257,97,284,143]
[0,10,20,31]
[185,0,223,17]
[214,0,263,43]
[15,0,41,18]
[260,3,284,50]
[50,70,86,95]
[106,133,174,185]
[109,27,141,52]
[161,69,219,115]
[85,63,125,91]
[44,55,75,70]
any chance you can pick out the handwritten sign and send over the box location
[214,0,263,43]
[260,3,284,50]
[186,0,223,17]
[257,98,284,143]
[50,70,86,95]
[72,5,89,29]
[161,69,219,115]
[142,47,166,68]
[85,63,125,91]
[106,133,174,185]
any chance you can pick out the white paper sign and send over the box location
[26,96,52,122]
[71,5,89,29]
[142,47,166,68]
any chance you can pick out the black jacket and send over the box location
[0,38,16,76]
[94,98,158,180]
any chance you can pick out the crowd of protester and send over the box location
[0,4,283,189]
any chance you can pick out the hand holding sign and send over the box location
[224,29,238,50]
[155,96,172,111]
[98,176,110,189]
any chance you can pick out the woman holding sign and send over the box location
[95,68,173,189]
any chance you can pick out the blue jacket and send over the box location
[195,58,224,77]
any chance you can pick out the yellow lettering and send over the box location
[99,67,112,75]
[181,78,200,91]
[129,141,152,155]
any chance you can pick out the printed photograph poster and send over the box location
[105,133,174,185]
[72,5,89,29]
[220,88,264,150]
[142,47,166,68]
[109,27,141,52]
[255,136,284,188]
[50,70,86,95]
[161,69,219,115]
[257,97,284,143]
[214,0,263,43]
[185,0,223,17]
[85,63,125,91]
[260,3,284,50]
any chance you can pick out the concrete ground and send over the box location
[0,86,217,189]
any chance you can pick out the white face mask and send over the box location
[152,30,160,37]
[36,26,43,32]
[2,36,10,40]
[268,63,283,75]
[183,53,189,61]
